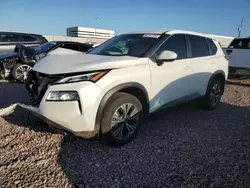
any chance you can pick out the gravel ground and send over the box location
[0,78,250,188]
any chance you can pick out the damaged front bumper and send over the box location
[0,102,99,138]
[1,69,104,139]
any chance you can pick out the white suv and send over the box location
[223,37,250,76]
[22,30,228,145]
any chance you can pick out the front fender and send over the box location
[95,82,149,135]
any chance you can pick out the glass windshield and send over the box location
[35,41,57,53]
[88,34,161,57]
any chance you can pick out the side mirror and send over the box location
[156,50,177,66]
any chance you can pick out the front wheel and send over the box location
[202,78,223,110]
[100,92,143,146]
[12,63,32,82]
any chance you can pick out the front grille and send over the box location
[25,71,61,106]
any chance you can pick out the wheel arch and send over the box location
[207,70,226,94]
[95,82,149,136]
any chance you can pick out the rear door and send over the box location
[0,33,19,53]
[225,38,250,69]
[187,35,217,96]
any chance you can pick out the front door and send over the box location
[149,34,193,112]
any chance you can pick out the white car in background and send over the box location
[224,37,250,76]
[17,30,229,146]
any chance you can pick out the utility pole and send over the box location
[94,17,100,39]
[237,17,244,37]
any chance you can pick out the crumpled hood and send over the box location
[33,48,148,74]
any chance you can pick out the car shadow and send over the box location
[57,72,249,187]
[58,102,250,187]
[227,80,250,88]
[0,81,28,107]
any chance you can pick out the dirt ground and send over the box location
[0,78,250,188]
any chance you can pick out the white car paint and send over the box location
[7,30,228,140]
[149,58,193,112]
[191,41,227,95]
[33,47,147,74]
[229,49,250,69]
[223,37,250,75]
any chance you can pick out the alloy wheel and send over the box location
[209,84,221,106]
[15,65,32,82]
[111,103,139,139]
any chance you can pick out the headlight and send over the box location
[55,71,107,84]
[46,91,79,101]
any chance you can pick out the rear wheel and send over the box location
[12,63,32,82]
[202,78,223,110]
[100,92,143,146]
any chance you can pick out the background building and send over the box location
[67,26,115,40]
[66,27,233,48]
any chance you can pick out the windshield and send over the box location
[35,41,57,53]
[88,34,161,57]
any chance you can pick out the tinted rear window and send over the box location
[20,35,37,42]
[78,44,91,52]
[229,39,250,49]
[189,35,209,58]
[60,43,79,51]
[206,38,218,55]
[0,34,19,42]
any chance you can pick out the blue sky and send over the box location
[0,0,249,37]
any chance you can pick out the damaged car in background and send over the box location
[0,41,93,82]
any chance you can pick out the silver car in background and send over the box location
[0,31,48,54]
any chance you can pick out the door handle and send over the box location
[211,62,216,64]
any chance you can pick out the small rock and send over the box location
[14,180,20,184]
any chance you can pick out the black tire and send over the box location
[12,63,32,82]
[202,78,223,110]
[100,92,143,146]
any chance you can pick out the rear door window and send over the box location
[245,39,250,49]
[20,35,37,42]
[78,44,91,52]
[206,38,218,55]
[0,34,19,43]
[229,39,250,49]
[189,35,209,58]
[60,43,79,51]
